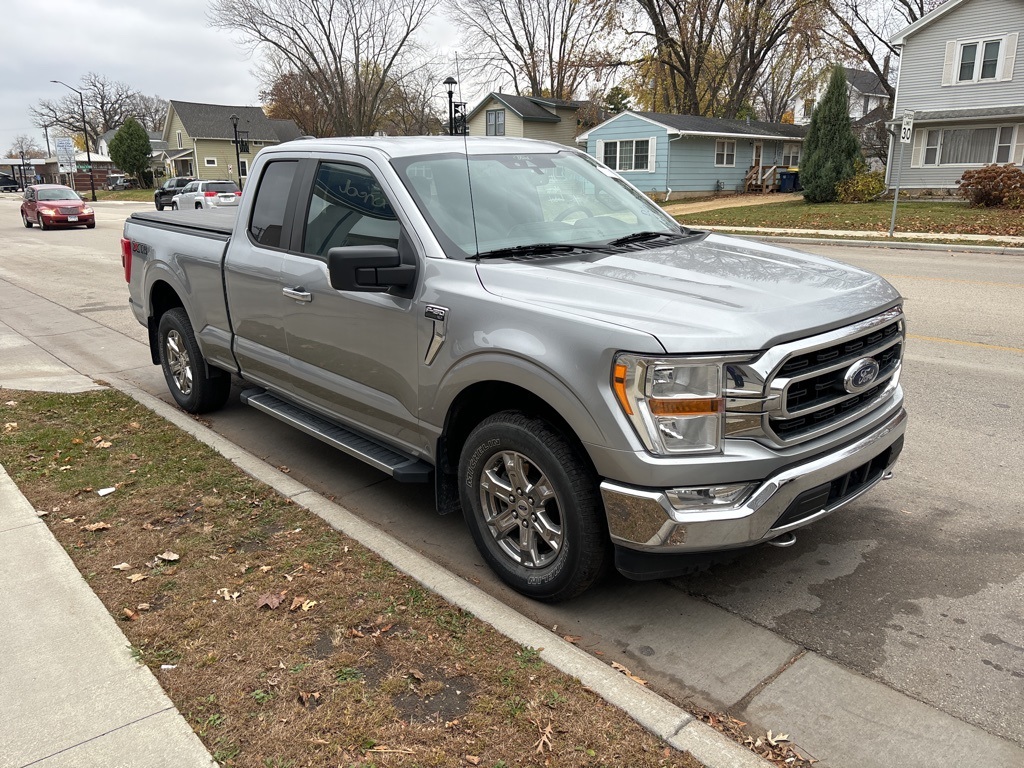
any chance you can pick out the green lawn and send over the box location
[675,200,1024,236]
[91,188,154,202]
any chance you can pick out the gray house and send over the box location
[887,0,1023,191]
[793,67,891,125]
[577,111,806,198]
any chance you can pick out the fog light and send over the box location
[666,483,754,512]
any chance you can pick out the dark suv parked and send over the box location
[154,176,196,210]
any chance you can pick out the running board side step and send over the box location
[240,388,432,483]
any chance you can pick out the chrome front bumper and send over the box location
[601,407,907,554]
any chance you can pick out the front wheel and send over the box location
[155,201,164,211]
[37,213,47,230]
[156,307,231,413]
[458,412,609,601]
[22,211,32,228]
[171,202,178,210]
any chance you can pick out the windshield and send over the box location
[392,150,679,259]
[37,187,79,201]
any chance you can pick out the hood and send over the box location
[475,233,901,353]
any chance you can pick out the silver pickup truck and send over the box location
[123,136,907,601]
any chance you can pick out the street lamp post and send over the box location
[444,77,457,136]
[42,124,52,159]
[20,152,26,190]
[50,80,96,201]
[230,114,242,186]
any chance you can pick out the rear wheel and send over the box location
[157,308,231,413]
[458,412,609,601]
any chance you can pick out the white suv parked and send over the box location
[171,180,241,210]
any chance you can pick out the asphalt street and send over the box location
[1,196,1021,765]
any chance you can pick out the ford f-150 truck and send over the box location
[123,136,907,601]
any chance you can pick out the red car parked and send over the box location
[21,185,96,230]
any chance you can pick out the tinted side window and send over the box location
[302,162,399,257]
[249,161,298,248]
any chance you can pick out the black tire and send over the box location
[22,211,32,228]
[37,213,47,230]
[155,201,164,211]
[458,412,609,601]
[156,307,231,413]
[86,222,96,229]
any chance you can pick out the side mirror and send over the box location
[327,244,416,296]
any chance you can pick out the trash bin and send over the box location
[778,170,796,193]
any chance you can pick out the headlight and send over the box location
[612,354,748,455]
[38,207,55,215]
[81,206,94,214]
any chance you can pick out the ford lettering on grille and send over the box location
[844,358,881,394]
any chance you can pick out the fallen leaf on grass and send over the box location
[127,573,148,583]
[562,635,581,644]
[298,690,321,709]
[256,591,287,610]
[533,719,555,753]
[157,551,179,562]
[141,522,163,531]
[81,522,111,532]
[466,757,482,766]
[216,588,241,601]
[3,422,17,433]
[94,441,112,449]
[259,565,273,573]
[112,562,131,570]
[610,661,648,685]
[122,608,139,621]
[408,669,425,682]
[137,603,151,611]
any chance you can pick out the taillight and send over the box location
[204,191,217,197]
[235,190,242,196]
[121,237,132,283]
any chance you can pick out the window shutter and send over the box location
[910,129,925,168]
[1001,33,1019,81]
[648,136,657,172]
[596,139,605,165]
[941,41,957,86]
[1013,125,1024,165]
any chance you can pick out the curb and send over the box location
[729,233,1024,255]
[104,375,770,768]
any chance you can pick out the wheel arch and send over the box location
[146,279,186,364]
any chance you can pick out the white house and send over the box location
[886,0,1023,191]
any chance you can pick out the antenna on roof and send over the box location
[455,54,480,258]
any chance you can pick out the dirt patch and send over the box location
[1,389,711,768]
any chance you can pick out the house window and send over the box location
[176,130,183,150]
[803,98,815,116]
[715,140,736,167]
[924,130,941,165]
[486,109,505,136]
[239,159,249,178]
[996,126,1014,163]
[958,39,1002,82]
[204,158,217,167]
[863,96,871,115]
[601,140,650,171]
[782,142,801,167]
[922,126,1015,165]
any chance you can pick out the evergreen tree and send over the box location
[801,66,861,203]
[108,118,153,187]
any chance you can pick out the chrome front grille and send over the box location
[724,307,906,448]
[59,207,79,215]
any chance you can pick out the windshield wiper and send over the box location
[472,243,591,260]
[606,230,685,247]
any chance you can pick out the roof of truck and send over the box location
[266,136,574,159]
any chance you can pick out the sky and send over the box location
[0,0,463,158]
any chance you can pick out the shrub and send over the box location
[801,66,862,203]
[837,170,886,203]
[957,164,1024,207]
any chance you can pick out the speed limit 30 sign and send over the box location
[900,110,915,144]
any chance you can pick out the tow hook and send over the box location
[767,532,797,548]
[883,470,894,480]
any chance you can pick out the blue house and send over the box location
[577,111,807,198]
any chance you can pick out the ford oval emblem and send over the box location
[844,358,880,394]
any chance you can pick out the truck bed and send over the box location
[129,208,236,238]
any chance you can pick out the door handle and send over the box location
[282,287,312,302]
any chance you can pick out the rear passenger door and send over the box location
[276,157,422,454]
[223,159,303,393]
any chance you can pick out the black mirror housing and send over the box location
[327,244,416,296]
